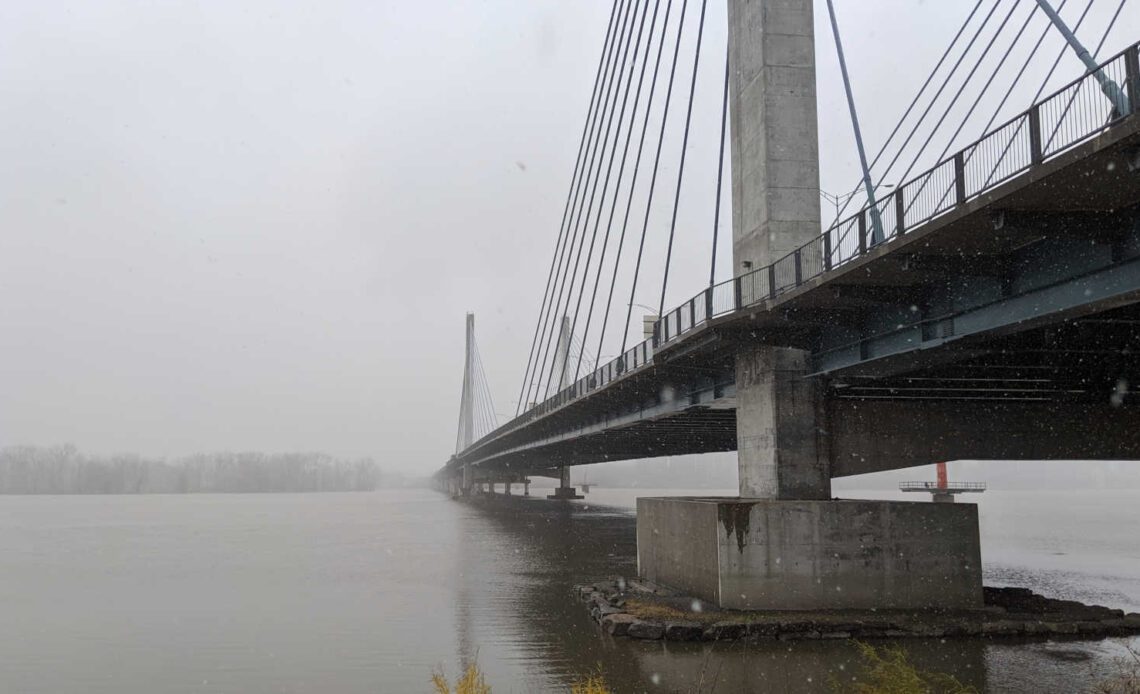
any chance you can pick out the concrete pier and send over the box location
[548,465,584,500]
[736,345,829,499]
[638,497,983,610]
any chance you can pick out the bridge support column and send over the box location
[547,465,583,500]
[932,491,956,504]
[736,345,830,499]
[634,0,983,611]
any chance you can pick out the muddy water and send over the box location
[0,488,1136,692]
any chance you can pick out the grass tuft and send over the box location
[570,669,614,694]
[831,641,976,694]
[431,661,492,694]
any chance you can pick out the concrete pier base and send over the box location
[548,465,584,500]
[637,497,982,611]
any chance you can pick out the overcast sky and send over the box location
[1,1,1134,472]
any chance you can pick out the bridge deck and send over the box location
[444,42,1140,478]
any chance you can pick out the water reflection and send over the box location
[453,494,991,693]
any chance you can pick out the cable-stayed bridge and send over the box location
[437,0,1140,610]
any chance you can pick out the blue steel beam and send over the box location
[813,218,1140,376]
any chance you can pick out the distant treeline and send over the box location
[0,445,382,494]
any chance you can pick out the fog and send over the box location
[1,1,1134,474]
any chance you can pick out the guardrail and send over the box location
[459,40,1139,459]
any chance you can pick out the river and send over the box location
[0,488,1137,692]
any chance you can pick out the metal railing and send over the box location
[900,481,987,492]
[652,40,1138,349]
[468,41,1139,457]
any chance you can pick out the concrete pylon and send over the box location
[459,313,475,494]
[548,465,583,500]
[727,0,829,501]
[556,315,571,391]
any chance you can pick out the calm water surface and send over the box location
[0,488,1137,692]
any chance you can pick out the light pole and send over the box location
[820,184,895,223]
[629,302,659,341]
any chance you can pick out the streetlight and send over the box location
[820,184,895,221]
[630,302,659,340]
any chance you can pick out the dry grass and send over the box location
[621,598,747,626]
[431,660,613,693]
[431,661,492,694]
[570,671,614,694]
[830,642,976,694]
[1094,674,1140,694]
[1091,647,1140,694]
[622,597,775,626]
[623,599,700,622]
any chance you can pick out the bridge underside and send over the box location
[465,301,1140,480]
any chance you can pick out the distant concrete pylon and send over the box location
[456,312,476,453]
[555,315,571,392]
[458,313,475,493]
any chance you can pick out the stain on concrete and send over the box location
[718,502,754,554]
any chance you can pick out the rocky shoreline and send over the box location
[574,578,1140,642]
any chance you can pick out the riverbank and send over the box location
[575,579,1140,642]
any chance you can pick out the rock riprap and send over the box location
[572,580,1140,642]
